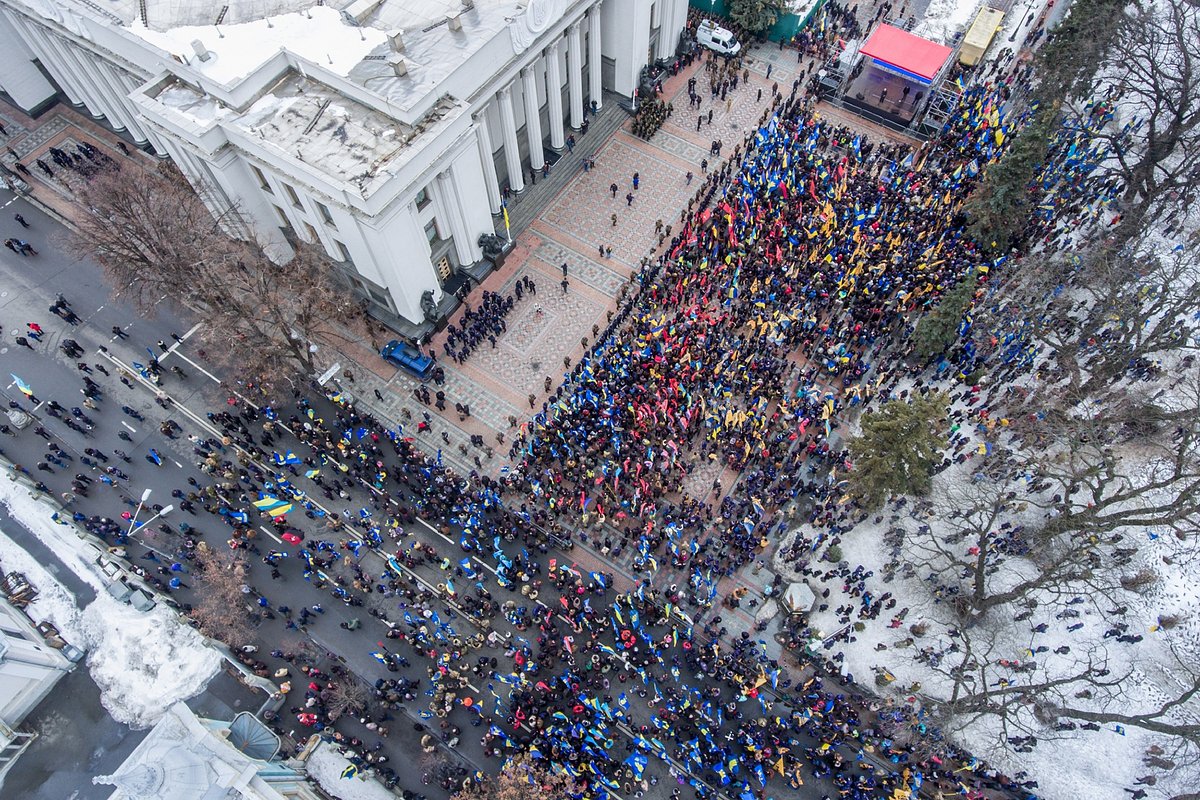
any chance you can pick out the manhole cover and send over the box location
[531,361,540,372]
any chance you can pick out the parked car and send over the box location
[380,339,434,380]
[696,19,741,56]
[6,407,32,429]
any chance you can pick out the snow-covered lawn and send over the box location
[306,742,399,800]
[0,479,222,729]
[915,0,981,44]
[776,448,1200,800]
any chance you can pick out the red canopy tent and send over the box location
[858,24,953,85]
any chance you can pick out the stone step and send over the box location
[502,93,630,236]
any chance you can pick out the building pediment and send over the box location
[508,0,564,53]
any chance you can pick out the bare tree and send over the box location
[68,165,370,398]
[1066,1,1200,238]
[198,242,369,393]
[189,545,254,648]
[324,676,369,721]
[926,638,1200,748]
[449,754,583,800]
[1026,237,1200,401]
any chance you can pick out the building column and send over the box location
[587,2,603,111]
[473,108,502,214]
[498,85,525,193]
[567,21,584,129]
[544,40,565,150]
[437,169,476,267]
[521,64,545,171]
[656,0,679,61]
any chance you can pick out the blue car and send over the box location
[380,340,434,380]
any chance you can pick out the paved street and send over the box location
[0,33,940,800]
[0,165,863,800]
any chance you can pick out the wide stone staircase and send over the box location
[501,92,630,237]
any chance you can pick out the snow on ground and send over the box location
[306,741,398,800]
[0,520,88,636]
[0,477,107,591]
[0,484,222,729]
[78,594,222,729]
[914,0,981,44]
[130,6,388,84]
[776,444,1200,800]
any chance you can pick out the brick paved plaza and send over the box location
[345,41,817,479]
[0,103,162,227]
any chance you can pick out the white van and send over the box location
[696,19,741,56]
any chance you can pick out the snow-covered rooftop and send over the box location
[89,0,314,29]
[74,0,494,32]
[219,71,464,194]
[129,6,389,84]
[120,0,522,106]
[346,1,518,109]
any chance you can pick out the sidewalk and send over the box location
[0,101,161,227]
[346,40,814,479]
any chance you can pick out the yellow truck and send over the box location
[959,7,1006,67]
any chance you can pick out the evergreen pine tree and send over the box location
[963,104,1057,254]
[847,392,949,510]
[727,0,785,35]
[910,270,979,363]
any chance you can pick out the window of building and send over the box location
[366,283,392,308]
[283,183,303,210]
[273,205,292,229]
[315,201,336,227]
[334,239,353,264]
[352,276,394,312]
[415,187,431,209]
[304,222,319,243]
[251,165,273,194]
[424,219,439,243]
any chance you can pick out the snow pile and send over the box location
[0,486,222,729]
[306,742,398,800]
[0,477,106,591]
[0,524,86,634]
[77,595,222,729]
[130,5,388,84]
[913,0,981,44]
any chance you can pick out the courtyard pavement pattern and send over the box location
[347,42,820,485]
[0,102,161,227]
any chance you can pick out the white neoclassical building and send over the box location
[0,593,76,781]
[0,0,688,331]
[93,701,326,800]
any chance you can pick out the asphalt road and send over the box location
[0,186,849,800]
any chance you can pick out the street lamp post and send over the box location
[134,504,175,536]
[126,487,174,537]
[127,488,153,537]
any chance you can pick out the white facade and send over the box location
[0,0,687,329]
[0,594,75,779]
[93,702,323,800]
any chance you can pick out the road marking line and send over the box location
[121,420,137,432]
[170,350,222,384]
[259,525,283,544]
